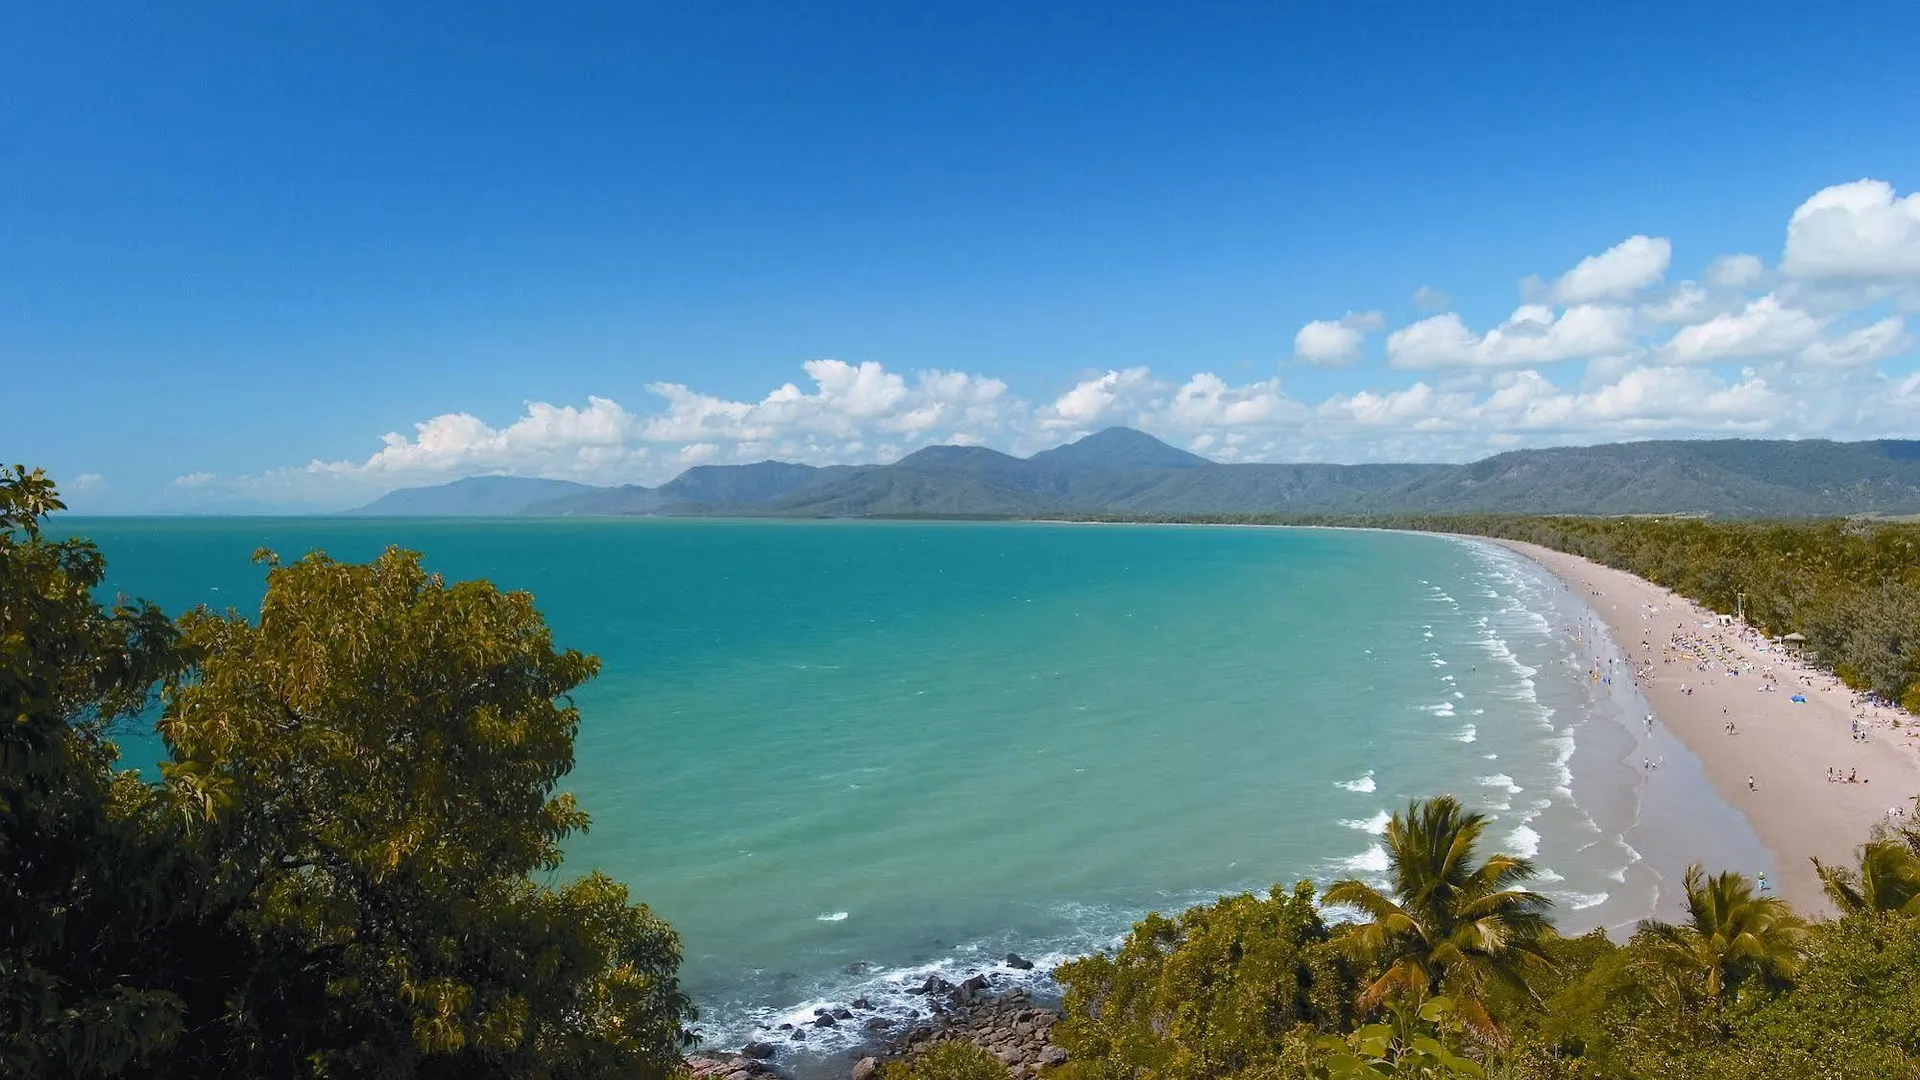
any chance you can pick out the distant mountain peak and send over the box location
[1029,427,1210,470]
[895,444,1023,468]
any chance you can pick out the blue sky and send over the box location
[7,2,1920,511]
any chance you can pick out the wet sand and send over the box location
[1491,539,1920,915]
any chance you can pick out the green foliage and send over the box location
[1322,797,1554,1030]
[1720,912,1920,1078]
[1635,863,1808,1031]
[3,465,192,1078]
[1313,997,1484,1079]
[1814,828,1920,915]
[880,1041,1016,1080]
[3,469,691,1079]
[1051,882,1354,1080]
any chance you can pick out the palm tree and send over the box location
[1637,863,1807,1026]
[1812,838,1920,914]
[1322,795,1555,1030]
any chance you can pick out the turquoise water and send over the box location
[56,518,1759,1061]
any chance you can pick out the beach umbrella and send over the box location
[1790,694,1807,703]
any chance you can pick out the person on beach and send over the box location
[1747,774,1756,791]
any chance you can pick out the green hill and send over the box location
[349,432,1920,519]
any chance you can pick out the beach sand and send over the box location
[1491,539,1920,915]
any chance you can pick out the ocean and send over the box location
[59,517,1769,1068]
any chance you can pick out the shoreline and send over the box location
[1485,538,1920,916]
[1454,537,1771,938]
[680,521,1917,1073]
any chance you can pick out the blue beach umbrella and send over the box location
[1790,694,1807,703]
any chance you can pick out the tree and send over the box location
[1,465,194,1078]
[1050,882,1353,1080]
[1321,796,1555,1031]
[157,545,693,1078]
[1314,996,1485,1079]
[4,466,693,1079]
[1813,839,1920,915]
[1635,864,1806,1031]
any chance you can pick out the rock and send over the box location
[851,997,872,1010]
[832,1007,855,1020]
[1041,1047,1069,1066]
[846,962,872,975]
[815,1014,839,1028]
[1005,953,1035,970]
[960,974,989,993]
[790,1029,808,1041]
[865,1017,893,1030]
[918,975,952,995]
[852,1057,880,1080]
[742,1042,777,1060]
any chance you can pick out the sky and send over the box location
[6,2,1920,512]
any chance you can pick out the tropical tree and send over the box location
[1813,838,1920,915]
[3,467,695,1079]
[158,545,694,1078]
[1050,882,1355,1080]
[1321,796,1555,1030]
[1635,864,1807,1030]
[1,465,196,1078]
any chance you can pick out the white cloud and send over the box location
[339,395,639,477]
[1706,253,1765,288]
[1662,294,1824,364]
[204,176,1920,510]
[1293,310,1385,366]
[1166,374,1301,429]
[1643,283,1713,325]
[1412,285,1450,310]
[71,472,104,493]
[1037,367,1158,429]
[1386,304,1634,369]
[1783,179,1920,280]
[1553,235,1671,304]
[1799,316,1912,368]
[1319,382,1470,429]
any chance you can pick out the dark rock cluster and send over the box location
[852,983,1067,1078]
[686,955,1066,1080]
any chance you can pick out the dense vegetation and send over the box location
[2,468,691,1079]
[1067,512,1920,715]
[1032,794,1920,1080]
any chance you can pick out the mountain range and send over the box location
[349,428,1920,519]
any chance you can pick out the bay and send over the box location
[57,516,1735,1062]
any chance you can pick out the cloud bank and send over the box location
[210,178,1920,507]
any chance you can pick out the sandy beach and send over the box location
[1491,539,1920,915]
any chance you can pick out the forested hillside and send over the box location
[353,430,1920,519]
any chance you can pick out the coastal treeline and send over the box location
[891,796,1920,1080]
[1,468,692,1079]
[1059,512,1920,715]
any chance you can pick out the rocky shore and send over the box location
[685,956,1070,1080]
